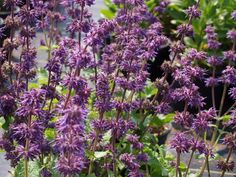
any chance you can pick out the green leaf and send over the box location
[13,160,41,177]
[29,82,39,89]
[2,116,13,130]
[44,128,56,140]
[219,115,231,122]
[117,160,125,170]
[52,45,59,50]
[94,151,109,159]
[87,174,96,177]
[107,170,115,177]
[0,117,5,127]
[101,129,112,145]
[85,149,95,160]
[184,37,197,48]
[179,162,186,171]
[100,9,115,19]
[39,45,49,51]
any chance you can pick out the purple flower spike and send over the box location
[185,5,201,19]
[205,26,221,50]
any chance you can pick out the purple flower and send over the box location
[232,10,236,20]
[113,0,144,6]
[227,30,236,41]
[16,89,46,118]
[15,144,41,160]
[217,160,235,172]
[223,50,236,62]
[177,24,193,37]
[91,119,111,132]
[207,56,223,66]
[40,168,52,177]
[170,42,185,54]
[156,102,172,114]
[57,155,85,176]
[0,94,16,117]
[0,27,6,39]
[171,84,205,108]
[128,170,145,177]
[3,0,21,9]
[185,5,201,19]
[18,6,37,25]
[56,106,87,175]
[187,48,207,61]
[223,133,236,149]
[225,110,236,128]
[62,75,88,95]
[192,108,215,134]
[120,153,140,170]
[112,119,136,139]
[192,116,209,134]
[189,138,206,154]
[174,111,193,127]
[221,66,236,85]
[229,87,236,100]
[127,134,143,150]
[137,153,149,163]
[95,73,112,112]
[154,0,170,13]
[205,77,219,87]
[12,121,44,142]
[170,133,190,153]
[68,50,92,69]
[205,26,221,50]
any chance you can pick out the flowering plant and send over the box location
[0,0,235,177]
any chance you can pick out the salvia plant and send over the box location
[0,0,235,177]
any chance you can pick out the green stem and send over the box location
[176,151,181,177]
[211,83,228,146]
[88,130,99,175]
[206,155,211,177]
[220,147,233,177]
[211,67,216,109]
[184,150,195,177]
[24,155,29,177]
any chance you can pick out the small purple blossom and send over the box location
[223,133,236,149]
[205,77,219,87]
[205,26,221,50]
[223,50,236,62]
[177,24,193,37]
[170,133,190,153]
[229,87,236,100]
[185,5,201,19]
[174,111,193,127]
[154,0,170,13]
[120,153,140,170]
[207,56,223,66]
[227,30,236,41]
[221,66,236,85]
[232,10,236,20]
[127,134,143,150]
[217,160,235,172]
